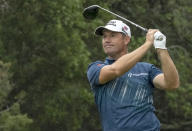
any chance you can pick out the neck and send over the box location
[108,50,128,60]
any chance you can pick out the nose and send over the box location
[103,35,111,43]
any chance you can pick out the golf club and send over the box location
[83,5,148,32]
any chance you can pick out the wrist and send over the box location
[144,41,153,46]
[156,48,168,55]
[142,41,153,51]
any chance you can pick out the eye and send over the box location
[111,33,115,37]
[102,35,107,39]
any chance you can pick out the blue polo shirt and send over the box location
[87,58,163,131]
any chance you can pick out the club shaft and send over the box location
[99,6,148,32]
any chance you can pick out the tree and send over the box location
[0,0,102,130]
[0,61,33,131]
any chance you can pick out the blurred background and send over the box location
[0,0,191,131]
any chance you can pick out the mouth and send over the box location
[104,44,113,48]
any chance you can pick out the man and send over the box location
[87,20,179,131]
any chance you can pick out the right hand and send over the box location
[145,29,158,46]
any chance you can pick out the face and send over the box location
[102,29,130,59]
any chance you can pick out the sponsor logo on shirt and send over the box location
[127,73,148,77]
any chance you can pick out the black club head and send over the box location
[83,5,100,20]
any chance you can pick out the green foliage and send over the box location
[0,61,32,131]
[0,0,101,130]
[42,82,95,131]
[0,61,12,108]
[0,103,33,131]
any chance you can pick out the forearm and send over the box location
[111,42,151,76]
[157,49,180,88]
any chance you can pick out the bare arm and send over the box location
[153,49,180,90]
[99,29,157,84]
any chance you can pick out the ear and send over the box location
[124,36,130,46]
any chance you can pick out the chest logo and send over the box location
[127,73,148,78]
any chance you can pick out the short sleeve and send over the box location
[87,61,106,88]
[149,64,163,82]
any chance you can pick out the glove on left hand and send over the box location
[154,31,167,49]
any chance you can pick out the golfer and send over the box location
[87,20,179,131]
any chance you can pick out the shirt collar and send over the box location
[104,57,116,64]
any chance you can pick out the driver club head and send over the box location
[83,5,100,20]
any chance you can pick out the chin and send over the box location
[105,51,116,57]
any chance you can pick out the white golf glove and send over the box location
[154,31,167,49]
